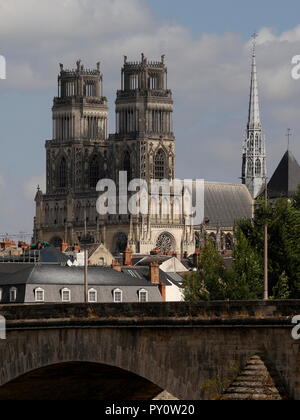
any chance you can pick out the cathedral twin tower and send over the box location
[34,47,265,255]
[34,54,186,255]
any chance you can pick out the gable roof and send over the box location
[268,151,300,199]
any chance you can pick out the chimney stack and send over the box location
[123,248,133,266]
[150,261,160,285]
[61,241,68,253]
[112,260,122,272]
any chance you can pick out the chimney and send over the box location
[61,241,68,253]
[150,261,160,285]
[159,283,167,302]
[123,248,133,266]
[112,260,122,272]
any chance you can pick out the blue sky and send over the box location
[148,0,300,37]
[1,0,300,238]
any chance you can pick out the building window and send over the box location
[154,149,166,180]
[225,234,234,251]
[89,155,100,188]
[10,288,17,303]
[35,288,45,303]
[255,159,262,176]
[113,289,123,303]
[61,288,71,303]
[114,232,128,254]
[248,158,253,176]
[139,289,148,303]
[156,232,175,254]
[88,289,97,303]
[58,157,67,188]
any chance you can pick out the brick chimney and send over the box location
[150,261,160,285]
[159,283,167,302]
[112,260,122,272]
[123,248,133,266]
[61,241,68,253]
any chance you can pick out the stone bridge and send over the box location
[0,301,299,400]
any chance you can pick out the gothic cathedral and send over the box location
[34,55,195,255]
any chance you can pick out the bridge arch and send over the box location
[0,303,297,400]
[0,362,163,400]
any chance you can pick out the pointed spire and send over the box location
[242,33,267,199]
[248,33,261,131]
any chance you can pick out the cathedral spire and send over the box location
[247,33,261,131]
[242,33,267,198]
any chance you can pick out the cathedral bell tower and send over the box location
[34,61,110,246]
[112,53,175,183]
[47,60,109,194]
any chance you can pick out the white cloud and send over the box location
[22,174,46,200]
[1,0,300,231]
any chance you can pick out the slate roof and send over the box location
[122,267,172,286]
[0,247,69,264]
[0,264,158,287]
[267,151,300,199]
[160,272,184,288]
[203,182,253,227]
[134,255,173,267]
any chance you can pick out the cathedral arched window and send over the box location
[89,155,100,188]
[250,134,254,150]
[225,234,234,251]
[255,159,262,176]
[58,157,67,188]
[248,159,253,176]
[209,233,217,249]
[154,149,166,180]
[255,134,260,151]
[114,233,128,253]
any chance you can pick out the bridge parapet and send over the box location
[0,301,298,330]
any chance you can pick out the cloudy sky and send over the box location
[1,0,300,238]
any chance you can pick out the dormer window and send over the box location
[10,288,17,303]
[88,289,97,303]
[139,289,148,303]
[35,288,45,303]
[113,289,123,303]
[61,288,71,303]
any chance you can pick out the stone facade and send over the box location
[34,54,253,256]
[33,55,194,256]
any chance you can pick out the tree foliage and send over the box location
[183,185,300,301]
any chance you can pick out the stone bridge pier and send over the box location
[0,301,299,400]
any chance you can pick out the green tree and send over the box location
[271,272,290,300]
[183,240,227,301]
[239,197,300,298]
[182,194,300,302]
[294,184,300,210]
[229,227,263,300]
